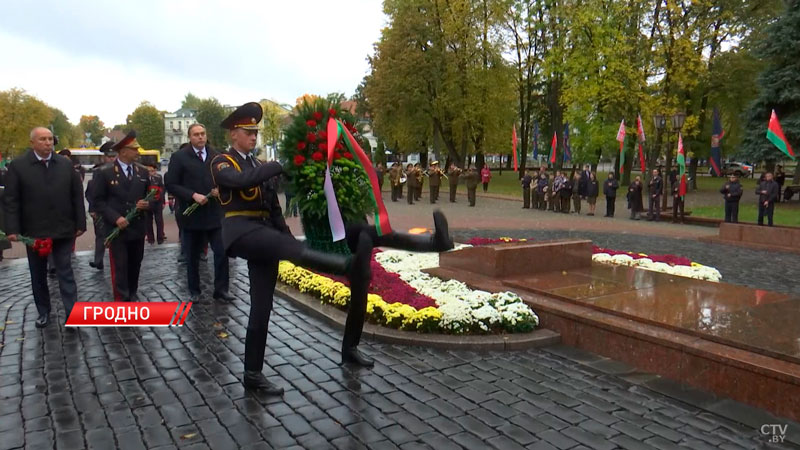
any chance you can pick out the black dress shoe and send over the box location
[213,292,234,303]
[35,314,49,328]
[243,371,284,395]
[341,347,375,367]
[189,293,203,303]
[89,262,103,270]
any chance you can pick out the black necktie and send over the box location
[127,166,133,180]
[246,155,255,168]
[197,150,204,161]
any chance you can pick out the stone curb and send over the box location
[275,282,560,351]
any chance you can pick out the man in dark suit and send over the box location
[165,123,231,303]
[86,142,117,270]
[3,127,86,327]
[211,103,373,394]
[756,172,780,226]
[90,131,151,301]
[647,169,663,221]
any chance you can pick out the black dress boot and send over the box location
[374,210,455,252]
[295,247,351,275]
[341,232,374,367]
[243,371,284,395]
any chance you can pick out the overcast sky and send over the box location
[0,0,385,126]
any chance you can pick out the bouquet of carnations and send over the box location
[0,229,53,258]
[104,187,159,247]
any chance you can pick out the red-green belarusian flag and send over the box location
[767,110,795,160]
[677,133,687,198]
[616,119,626,174]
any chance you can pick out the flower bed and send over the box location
[278,247,539,334]
[466,237,722,282]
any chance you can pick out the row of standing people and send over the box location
[383,162,486,207]
[521,166,613,217]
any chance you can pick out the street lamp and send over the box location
[671,112,686,132]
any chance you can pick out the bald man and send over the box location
[3,127,86,327]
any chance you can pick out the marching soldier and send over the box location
[210,103,373,394]
[414,162,423,201]
[90,131,151,301]
[405,163,417,205]
[389,163,401,202]
[428,161,443,203]
[464,167,480,207]
[448,163,462,202]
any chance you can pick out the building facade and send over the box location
[163,108,197,156]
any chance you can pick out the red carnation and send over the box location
[306,120,317,128]
[311,152,323,162]
[312,111,323,121]
[32,238,53,258]
[343,152,353,159]
[318,142,328,152]
[294,155,306,166]
[335,142,344,151]
[329,108,337,117]
[318,130,327,140]
[297,141,307,150]
[333,152,343,160]
[306,132,317,143]
[148,185,163,202]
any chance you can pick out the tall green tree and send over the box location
[78,115,106,146]
[181,93,202,110]
[0,88,52,156]
[48,107,77,148]
[195,98,228,149]
[126,101,165,149]
[740,0,800,177]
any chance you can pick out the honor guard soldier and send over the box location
[90,131,151,301]
[210,102,373,394]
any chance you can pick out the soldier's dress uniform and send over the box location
[448,166,462,202]
[86,141,116,270]
[90,131,150,302]
[428,162,442,204]
[210,103,374,394]
[414,165,423,200]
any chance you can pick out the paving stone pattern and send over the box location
[454,228,800,297]
[0,247,797,449]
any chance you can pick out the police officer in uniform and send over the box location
[86,141,117,270]
[210,103,374,394]
[90,131,151,301]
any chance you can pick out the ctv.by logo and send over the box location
[761,424,788,443]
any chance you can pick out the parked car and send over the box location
[709,161,753,178]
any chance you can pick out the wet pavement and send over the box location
[1,246,798,449]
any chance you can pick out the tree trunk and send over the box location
[476,152,485,171]
[794,163,800,184]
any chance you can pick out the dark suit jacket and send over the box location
[90,160,150,240]
[165,145,223,230]
[2,150,86,239]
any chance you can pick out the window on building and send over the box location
[170,121,173,129]
[178,122,182,130]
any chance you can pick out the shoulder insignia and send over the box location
[216,161,231,170]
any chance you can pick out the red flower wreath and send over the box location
[293,155,306,166]
[311,152,323,162]
[318,142,328,152]
[312,111,323,121]
[306,120,317,128]
[297,141,307,151]
[306,132,317,143]
[343,152,353,160]
[318,130,327,140]
[328,108,337,117]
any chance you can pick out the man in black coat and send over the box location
[578,164,591,197]
[647,169,663,221]
[90,131,151,301]
[3,127,86,327]
[521,170,532,208]
[165,123,231,303]
[144,163,166,245]
[720,174,743,223]
[86,143,117,270]
[603,173,619,217]
[756,172,780,226]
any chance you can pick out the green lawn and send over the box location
[690,204,800,227]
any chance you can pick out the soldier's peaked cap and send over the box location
[221,102,262,130]
[99,141,115,154]
[111,130,140,152]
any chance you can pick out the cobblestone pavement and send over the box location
[1,247,797,449]
[454,229,800,297]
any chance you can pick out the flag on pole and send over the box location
[636,114,646,174]
[677,133,687,198]
[512,124,519,171]
[767,109,795,160]
[532,121,539,159]
[616,119,626,174]
[563,123,571,162]
[709,108,725,176]
[549,131,557,164]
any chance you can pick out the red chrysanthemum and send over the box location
[311,152,323,162]
[318,142,328,152]
[333,152,343,159]
[318,130,327,140]
[328,108,337,117]
[312,111,323,121]
[306,132,317,143]
[343,152,353,159]
[306,120,317,128]
[293,155,306,166]
[297,141,307,150]
[335,142,344,151]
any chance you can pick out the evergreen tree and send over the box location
[740,0,800,175]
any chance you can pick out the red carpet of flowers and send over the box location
[465,237,693,267]
[320,250,437,310]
